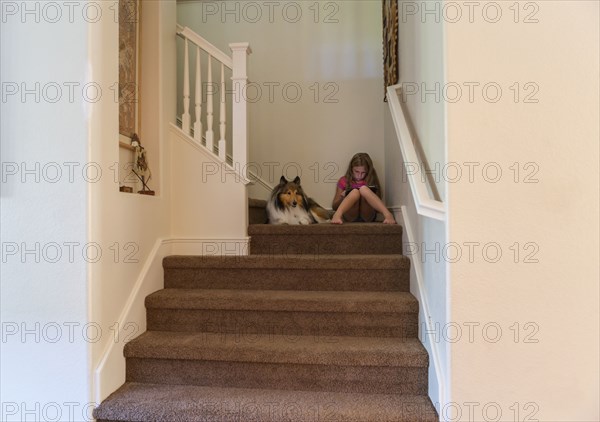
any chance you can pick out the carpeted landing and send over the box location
[94,222,438,422]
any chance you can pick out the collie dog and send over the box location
[267,176,331,225]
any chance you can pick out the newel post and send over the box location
[229,42,251,177]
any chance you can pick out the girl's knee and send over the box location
[343,189,361,204]
[358,185,374,196]
[348,189,361,198]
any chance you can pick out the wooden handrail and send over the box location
[176,25,233,69]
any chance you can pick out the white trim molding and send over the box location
[399,206,447,410]
[387,84,445,221]
[169,123,251,185]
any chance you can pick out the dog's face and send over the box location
[275,176,306,209]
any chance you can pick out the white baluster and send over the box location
[230,42,251,176]
[205,55,214,153]
[182,38,191,134]
[193,46,203,144]
[218,63,226,161]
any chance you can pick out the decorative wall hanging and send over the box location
[382,0,399,101]
[119,0,140,138]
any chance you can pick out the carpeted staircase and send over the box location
[94,204,438,421]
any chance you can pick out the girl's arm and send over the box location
[374,184,382,198]
[332,187,346,210]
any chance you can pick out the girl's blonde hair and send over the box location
[344,152,381,194]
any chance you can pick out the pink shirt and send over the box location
[337,176,367,191]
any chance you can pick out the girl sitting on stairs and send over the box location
[331,152,397,225]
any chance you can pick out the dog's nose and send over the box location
[292,201,297,207]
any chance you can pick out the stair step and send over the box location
[249,222,403,255]
[95,220,438,420]
[249,198,268,224]
[124,331,428,394]
[147,289,418,312]
[94,382,439,422]
[249,222,403,235]
[146,289,418,337]
[125,331,428,365]
[164,254,410,291]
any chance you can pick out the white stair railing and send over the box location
[387,83,445,221]
[193,47,202,144]
[176,25,251,173]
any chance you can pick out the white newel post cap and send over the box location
[229,43,251,79]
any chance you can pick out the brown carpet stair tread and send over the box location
[163,254,409,269]
[124,331,428,367]
[146,289,419,313]
[248,223,404,255]
[248,222,403,234]
[94,382,438,422]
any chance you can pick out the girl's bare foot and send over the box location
[383,214,396,224]
[331,212,344,224]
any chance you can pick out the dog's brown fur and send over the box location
[266,176,331,224]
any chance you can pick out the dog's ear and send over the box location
[279,175,287,185]
[293,176,301,185]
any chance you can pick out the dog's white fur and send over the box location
[266,200,314,225]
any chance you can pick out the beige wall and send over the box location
[90,0,250,400]
[5,1,596,418]
[176,0,385,205]
[89,0,176,401]
[396,0,446,200]
[446,1,599,420]
[0,4,91,414]
[170,127,248,239]
[385,1,449,406]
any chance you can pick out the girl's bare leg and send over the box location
[331,190,360,224]
[358,197,376,222]
[358,186,396,224]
